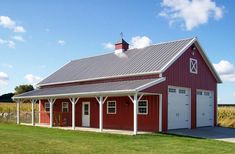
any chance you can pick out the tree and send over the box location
[0,93,14,102]
[14,85,34,95]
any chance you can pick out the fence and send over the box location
[0,110,39,124]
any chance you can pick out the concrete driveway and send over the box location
[168,127,235,143]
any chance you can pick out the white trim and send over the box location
[159,94,162,132]
[190,58,198,74]
[133,93,138,135]
[107,101,117,114]
[160,37,196,73]
[39,100,41,124]
[138,100,148,115]
[82,102,90,127]
[194,40,222,83]
[135,77,166,91]
[13,78,166,100]
[62,102,69,112]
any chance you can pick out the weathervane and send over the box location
[120,32,124,39]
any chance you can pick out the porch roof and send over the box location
[13,78,165,99]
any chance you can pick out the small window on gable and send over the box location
[62,102,69,112]
[45,102,50,112]
[107,101,116,114]
[190,58,198,74]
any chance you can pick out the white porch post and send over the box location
[48,98,56,128]
[95,96,108,132]
[159,94,162,132]
[31,99,36,126]
[39,100,41,124]
[16,100,20,124]
[99,96,103,132]
[69,97,79,130]
[133,93,138,135]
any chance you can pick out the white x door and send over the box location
[82,102,90,127]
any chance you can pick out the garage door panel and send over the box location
[196,90,214,127]
[168,87,191,130]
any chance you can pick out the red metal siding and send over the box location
[143,44,217,132]
[40,95,159,131]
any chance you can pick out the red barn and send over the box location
[13,37,221,134]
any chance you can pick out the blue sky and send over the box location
[0,0,235,104]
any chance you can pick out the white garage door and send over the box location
[168,86,191,130]
[196,90,214,127]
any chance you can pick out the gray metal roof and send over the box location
[39,37,195,86]
[14,78,165,99]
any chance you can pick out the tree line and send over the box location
[0,85,34,102]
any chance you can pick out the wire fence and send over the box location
[0,110,39,124]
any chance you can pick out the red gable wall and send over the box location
[143,44,217,132]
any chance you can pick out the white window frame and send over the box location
[107,101,116,114]
[190,58,198,74]
[44,102,50,112]
[62,102,69,112]
[138,100,148,115]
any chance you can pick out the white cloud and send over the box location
[0,16,26,33]
[58,40,66,46]
[25,74,42,85]
[14,26,26,33]
[7,40,15,48]
[130,36,152,49]
[12,35,25,42]
[0,38,15,48]
[1,63,13,68]
[159,0,224,30]
[0,72,9,85]
[102,42,115,50]
[213,60,235,82]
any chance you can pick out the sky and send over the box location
[0,0,235,104]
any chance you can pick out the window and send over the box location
[197,91,203,95]
[45,102,50,112]
[138,100,148,115]
[169,88,176,93]
[107,101,116,114]
[190,58,198,74]
[179,89,186,94]
[62,102,69,112]
[204,92,210,96]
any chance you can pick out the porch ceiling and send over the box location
[13,78,165,100]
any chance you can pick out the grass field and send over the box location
[0,123,234,154]
[218,106,235,128]
[0,102,38,112]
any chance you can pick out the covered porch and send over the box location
[13,78,165,135]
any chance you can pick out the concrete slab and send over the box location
[20,123,151,135]
[168,127,235,143]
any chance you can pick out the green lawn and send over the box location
[0,124,234,154]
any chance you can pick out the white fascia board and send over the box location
[37,71,161,87]
[159,37,197,73]
[194,40,222,83]
[12,89,136,100]
[135,77,166,92]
